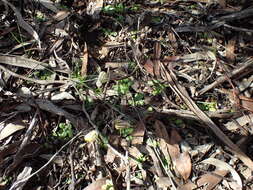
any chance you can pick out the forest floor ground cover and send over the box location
[0,0,253,189]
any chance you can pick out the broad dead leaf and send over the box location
[154,120,192,180]
[0,121,26,141]
[143,59,154,76]
[201,158,242,189]
[131,120,145,145]
[197,169,228,190]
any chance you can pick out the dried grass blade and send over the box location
[160,63,253,171]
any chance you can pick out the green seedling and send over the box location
[102,3,125,14]
[102,28,118,37]
[137,154,147,163]
[129,4,140,11]
[0,176,12,186]
[113,78,133,95]
[129,93,145,106]
[119,127,134,138]
[147,138,159,148]
[52,123,73,140]
[148,80,167,95]
[151,16,162,24]
[33,70,53,80]
[197,101,217,112]
[35,11,46,22]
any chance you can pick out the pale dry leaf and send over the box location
[0,122,26,141]
[201,158,242,189]
[96,71,108,88]
[35,0,59,13]
[51,91,75,101]
[156,177,171,189]
[0,54,47,70]
[9,166,32,190]
[86,0,104,19]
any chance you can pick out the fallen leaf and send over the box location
[51,91,75,101]
[143,59,154,76]
[131,120,145,145]
[201,158,242,189]
[81,43,88,77]
[0,122,26,141]
[196,169,228,190]
[154,120,192,180]
[86,0,104,19]
[9,166,32,190]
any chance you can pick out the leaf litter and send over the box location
[0,0,253,189]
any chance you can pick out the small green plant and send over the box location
[102,28,118,37]
[129,93,145,106]
[197,101,217,112]
[119,127,134,138]
[137,154,147,163]
[148,80,167,95]
[102,3,125,14]
[52,123,73,140]
[35,11,46,22]
[147,138,159,148]
[129,4,141,11]
[33,70,53,80]
[113,78,133,95]
[0,176,12,186]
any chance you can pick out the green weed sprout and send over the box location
[113,78,133,95]
[53,123,73,140]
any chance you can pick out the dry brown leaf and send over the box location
[143,59,154,76]
[201,158,242,189]
[168,31,178,50]
[197,169,228,190]
[154,121,192,180]
[81,43,88,77]
[131,120,145,145]
[0,122,26,141]
[173,152,192,180]
[226,38,236,62]
[153,42,161,76]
